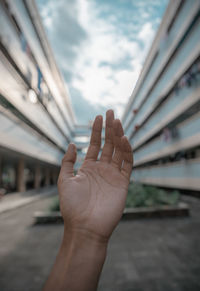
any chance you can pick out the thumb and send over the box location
[61,143,77,178]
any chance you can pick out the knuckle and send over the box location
[57,174,64,186]
[61,155,68,164]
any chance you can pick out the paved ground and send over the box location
[0,192,200,291]
[0,186,57,214]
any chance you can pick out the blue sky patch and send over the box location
[36,0,168,124]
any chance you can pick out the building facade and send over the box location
[0,0,76,192]
[1,0,200,194]
[122,0,200,192]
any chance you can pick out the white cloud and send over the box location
[68,0,156,119]
[37,0,162,123]
[138,22,155,56]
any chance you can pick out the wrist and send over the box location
[61,226,108,277]
[63,225,109,248]
[44,225,108,291]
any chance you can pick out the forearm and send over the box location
[43,227,108,291]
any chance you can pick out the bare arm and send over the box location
[43,109,133,291]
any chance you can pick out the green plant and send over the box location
[125,182,180,208]
[49,195,60,212]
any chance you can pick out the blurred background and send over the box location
[0,0,200,290]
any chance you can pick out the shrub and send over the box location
[126,182,180,208]
[49,196,60,212]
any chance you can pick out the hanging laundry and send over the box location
[174,59,200,96]
[48,92,52,102]
[162,127,171,142]
[134,124,140,131]
[191,63,198,77]
[175,150,186,161]
[171,127,179,139]
[185,71,192,87]
[26,44,31,58]
[20,32,32,58]
[37,66,43,92]
[179,75,187,88]
[20,33,27,52]
[26,67,32,84]
[174,85,180,95]
[197,61,200,72]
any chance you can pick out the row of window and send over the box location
[124,0,199,130]
[0,0,72,145]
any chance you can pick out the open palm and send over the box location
[58,110,133,242]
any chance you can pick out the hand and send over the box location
[44,110,133,291]
[58,110,133,243]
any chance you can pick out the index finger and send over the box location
[85,115,103,161]
[100,109,114,163]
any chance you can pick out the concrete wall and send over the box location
[122,0,200,191]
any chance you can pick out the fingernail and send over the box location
[68,143,75,151]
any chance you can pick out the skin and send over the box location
[43,109,133,291]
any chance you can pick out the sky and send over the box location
[36,0,168,125]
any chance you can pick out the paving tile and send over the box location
[0,195,200,291]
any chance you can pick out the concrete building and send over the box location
[122,0,200,192]
[1,0,199,195]
[0,0,76,192]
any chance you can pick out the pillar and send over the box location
[52,170,58,185]
[44,168,50,186]
[17,158,25,192]
[0,156,2,187]
[34,165,41,189]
